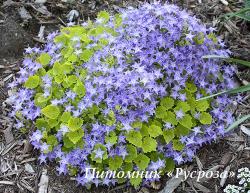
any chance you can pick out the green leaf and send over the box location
[224,8,250,21]
[227,58,250,67]
[199,112,212,125]
[67,129,84,144]
[140,124,149,137]
[172,140,185,151]
[99,38,109,47]
[34,93,49,108]
[195,100,210,111]
[80,49,94,62]
[197,84,250,101]
[148,124,163,138]
[202,55,250,68]
[91,144,108,163]
[81,33,91,43]
[24,75,40,89]
[95,26,105,36]
[179,114,193,129]
[149,152,164,162]
[35,118,48,129]
[41,105,60,119]
[162,111,178,126]
[68,166,78,176]
[174,124,191,137]
[106,110,116,126]
[130,176,142,188]
[73,80,86,97]
[155,106,167,119]
[193,32,205,45]
[187,97,196,112]
[165,158,175,172]
[109,156,123,171]
[114,14,122,28]
[47,118,59,128]
[37,53,51,66]
[60,112,71,123]
[37,68,46,77]
[68,54,78,63]
[54,33,68,45]
[68,117,83,131]
[134,154,150,170]
[66,75,78,87]
[105,131,117,145]
[142,137,157,153]
[63,135,75,149]
[52,62,64,75]
[123,162,133,172]
[160,97,175,110]
[62,62,74,74]
[46,135,58,147]
[79,69,87,79]
[163,129,175,144]
[185,82,197,93]
[175,101,190,112]
[125,144,137,162]
[97,11,110,23]
[131,121,142,129]
[52,85,64,98]
[54,74,66,84]
[126,131,142,147]
[207,33,217,43]
[226,114,250,132]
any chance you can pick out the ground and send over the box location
[0,0,249,193]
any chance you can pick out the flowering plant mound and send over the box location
[7,2,238,187]
[224,167,250,193]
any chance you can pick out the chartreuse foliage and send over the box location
[19,17,213,186]
[20,12,120,152]
[8,2,237,189]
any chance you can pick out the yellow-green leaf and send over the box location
[41,105,60,119]
[24,75,40,89]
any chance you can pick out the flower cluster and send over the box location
[224,167,250,193]
[7,2,238,188]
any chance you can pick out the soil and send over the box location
[0,0,249,193]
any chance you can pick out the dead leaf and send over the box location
[25,163,35,173]
[192,181,212,193]
[35,0,47,4]
[195,156,203,171]
[138,187,150,193]
[151,181,161,190]
[18,7,32,21]
[22,140,33,154]
[220,153,233,166]
[2,0,16,7]
[26,3,52,16]
[197,165,223,183]
[37,25,45,40]
[220,165,230,187]
[38,169,49,193]
[159,176,183,193]
[241,125,250,136]
[67,10,79,22]
[2,124,14,144]
[0,180,15,185]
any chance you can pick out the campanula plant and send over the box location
[7,2,239,188]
